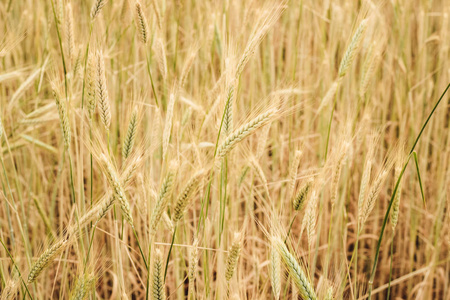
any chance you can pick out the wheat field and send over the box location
[0,0,449,299]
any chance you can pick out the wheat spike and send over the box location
[270,244,281,300]
[28,238,69,283]
[162,93,175,159]
[288,150,302,201]
[359,170,388,229]
[225,232,242,282]
[273,237,317,299]
[51,82,71,149]
[173,170,204,222]
[155,37,167,78]
[70,273,95,300]
[188,238,199,299]
[96,50,111,131]
[223,83,235,136]
[391,165,403,231]
[135,1,149,44]
[216,108,278,163]
[338,19,368,77]
[86,51,97,120]
[152,249,166,300]
[149,162,177,239]
[122,106,138,159]
[90,0,107,20]
[65,3,75,63]
[100,154,134,227]
[293,179,312,211]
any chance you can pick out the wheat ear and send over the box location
[69,273,95,300]
[288,150,302,201]
[135,1,149,44]
[162,93,175,159]
[293,179,312,211]
[270,244,281,300]
[359,170,388,229]
[90,0,107,20]
[65,3,75,63]
[100,154,134,227]
[390,165,403,231]
[273,237,317,299]
[188,238,199,299]
[152,249,166,300]
[122,106,138,159]
[173,170,205,222]
[86,51,97,120]
[225,232,242,282]
[216,108,278,163]
[96,50,111,131]
[149,161,177,240]
[51,82,71,149]
[338,19,368,78]
[28,238,69,283]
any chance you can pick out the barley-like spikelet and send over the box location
[293,180,311,211]
[162,93,175,159]
[235,4,285,78]
[273,237,317,299]
[1,276,19,300]
[330,153,346,206]
[390,164,403,231]
[28,238,69,283]
[122,106,138,159]
[152,249,166,300]
[162,212,174,233]
[256,124,270,160]
[51,82,71,149]
[318,81,339,113]
[359,42,380,96]
[173,170,204,222]
[149,162,177,239]
[73,46,83,79]
[288,150,302,201]
[155,37,167,78]
[135,1,149,44]
[250,159,270,197]
[70,273,95,300]
[120,0,130,23]
[86,51,96,120]
[223,83,235,136]
[216,108,278,163]
[188,238,199,299]
[65,3,75,63]
[270,244,281,300]
[225,232,242,282]
[96,50,111,131]
[359,170,388,229]
[100,154,134,227]
[358,159,372,214]
[304,190,318,247]
[324,286,334,300]
[179,49,197,89]
[338,19,368,78]
[90,0,107,20]
[56,0,64,25]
